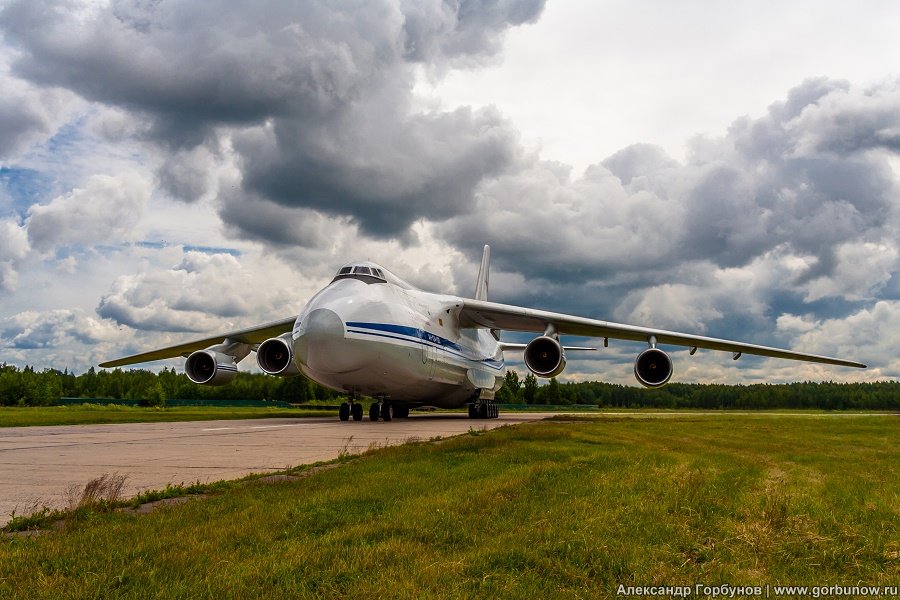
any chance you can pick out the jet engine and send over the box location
[524,336,567,378]
[185,350,238,386]
[633,347,673,388]
[257,334,301,376]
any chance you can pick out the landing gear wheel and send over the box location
[339,402,350,421]
[381,403,393,422]
[469,401,498,419]
[369,403,380,422]
[394,404,410,419]
[352,403,363,421]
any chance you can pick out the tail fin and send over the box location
[474,244,490,301]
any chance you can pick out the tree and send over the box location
[522,373,538,404]
[495,369,523,404]
[545,377,561,405]
[140,381,167,407]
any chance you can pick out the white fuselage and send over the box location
[289,273,505,408]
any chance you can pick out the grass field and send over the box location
[0,404,331,427]
[2,414,898,598]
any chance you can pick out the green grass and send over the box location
[2,415,899,598]
[0,404,331,427]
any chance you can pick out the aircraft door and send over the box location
[421,330,437,380]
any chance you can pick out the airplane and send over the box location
[100,245,866,421]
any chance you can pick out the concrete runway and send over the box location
[0,413,550,526]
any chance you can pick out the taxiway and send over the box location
[0,413,549,525]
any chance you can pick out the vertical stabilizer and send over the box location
[474,244,490,301]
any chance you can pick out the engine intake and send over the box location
[634,347,673,388]
[257,334,301,376]
[524,336,567,378]
[185,350,238,386]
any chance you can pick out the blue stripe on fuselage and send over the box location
[345,321,503,371]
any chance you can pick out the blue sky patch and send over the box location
[0,167,55,217]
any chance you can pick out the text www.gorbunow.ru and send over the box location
[617,583,899,598]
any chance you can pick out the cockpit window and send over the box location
[331,264,387,285]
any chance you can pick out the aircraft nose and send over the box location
[295,308,368,374]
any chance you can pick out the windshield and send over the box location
[331,264,387,285]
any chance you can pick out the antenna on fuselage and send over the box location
[474,244,490,301]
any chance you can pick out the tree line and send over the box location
[0,364,338,407]
[495,370,900,410]
[1,363,898,410]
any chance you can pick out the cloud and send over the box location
[1,309,124,349]
[787,78,900,156]
[96,249,300,332]
[444,79,900,314]
[788,301,900,379]
[402,0,544,67]
[235,104,524,236]
[0,219,29,291]
[0,67,75,160]
[155,146,217,203]
[1,0,542,238]
[801,241,899,302]
[26,172,150,253]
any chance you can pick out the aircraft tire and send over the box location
[381,403,393,422]
[369,404,380,422]
[468,404,476,418]
[339,402,350,421]
[394,404,410,418]
[352,403,363,421]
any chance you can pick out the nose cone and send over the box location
[295,308,368,374]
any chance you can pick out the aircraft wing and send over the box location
[98,316,297,368]
[459,299,866,368]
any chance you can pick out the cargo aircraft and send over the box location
[100,246,865,421]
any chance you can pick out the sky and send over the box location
[1,0,899,385]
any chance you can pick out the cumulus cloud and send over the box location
[26,172,150,253]
[96,249,299,332]
[787,79,900,156]
[0,67,75,159]
[155,145,217,203]
[236,104,524,236]
[787,301,900,379]
[1,309,124,349]
[444,78,900,344]
[2,0,542,238]
[0,219,29,292]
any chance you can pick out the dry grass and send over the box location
[65,473,128,510]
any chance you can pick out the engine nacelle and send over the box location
[524,336,567,378]
[634,347,673,388]
[185,350,238,386]
[257,334,301,376]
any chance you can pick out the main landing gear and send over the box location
[468,399,499,419]
[367,401,412,422]
[338,400,364,422]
